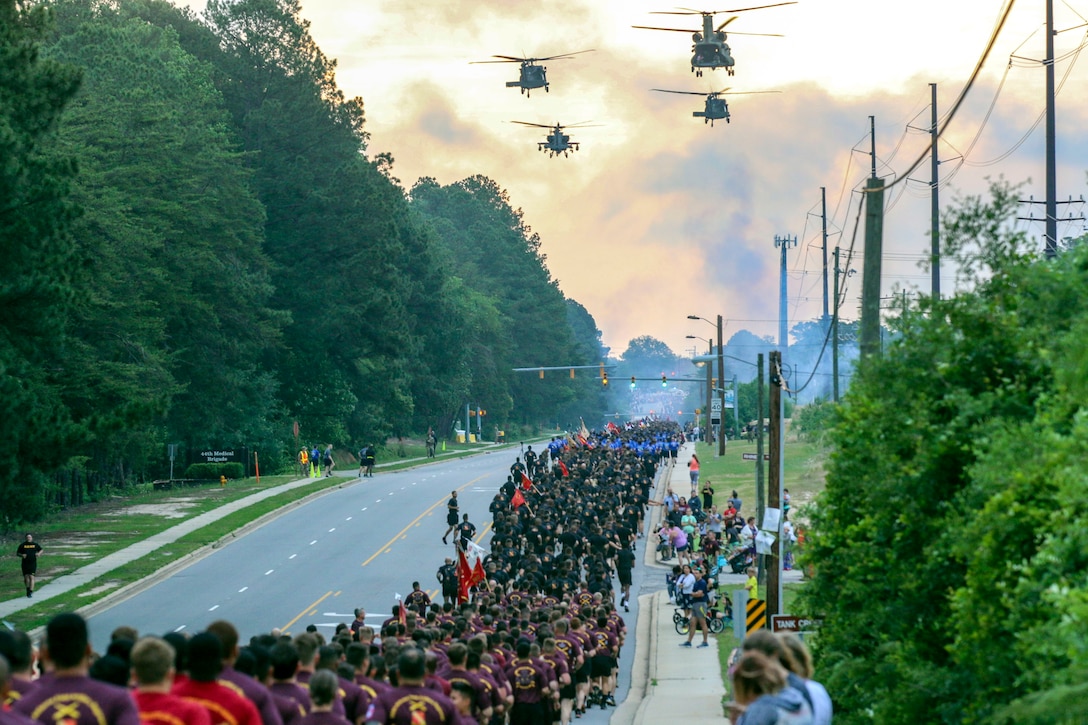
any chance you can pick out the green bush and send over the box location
[183,462,244,479]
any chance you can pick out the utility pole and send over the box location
[860,116,884,359]
[775,235,797,359]
[930,83,941,297]
[717,315,726,457]
[832,247,841,402]
[1045,0,1057,257]
[755,353,765,585]
[733,374,739,444]
[705,340,713,445]
[821,187,829,323]
[767,351,783,617]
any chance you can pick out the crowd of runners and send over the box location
[0,422,689,725]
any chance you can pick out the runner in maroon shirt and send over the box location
[504,642,552,725]
[130,637,212,725]
[13,614,140,725]
[363,648,458,725]
[269,642,313,715]
[298,672,350,725]
[0,631,36,709]
[1,655,37,725]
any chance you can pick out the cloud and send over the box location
[214,0,1088,358]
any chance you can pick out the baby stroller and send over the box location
[725,547,751,574]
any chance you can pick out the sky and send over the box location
[186,0,1088,361]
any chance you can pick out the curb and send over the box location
[621,591,660,725]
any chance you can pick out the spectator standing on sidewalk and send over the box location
[679,568,710,648]
[688,455,700,494]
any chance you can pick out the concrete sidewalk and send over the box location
[615,440,804,725]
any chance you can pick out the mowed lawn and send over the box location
[687,434,827,525]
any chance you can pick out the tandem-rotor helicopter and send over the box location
[471,50,595,97]
[651,87,780,125]
[634,2,796,77]
[512,121,600,157]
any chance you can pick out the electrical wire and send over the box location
[964,30,1086,167]
[876,0,1017,194]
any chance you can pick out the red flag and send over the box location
[398,599,407,627]
[456,549,472,603]
[558,460,569,477]
[511,489,526,509]
[521,471,533,490]
[471,559,486,588]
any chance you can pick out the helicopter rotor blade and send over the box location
[724,30,785,36]
[632,24,698,32]
[713,2,798,13]
[651,88,709,96]
[718,90,782,95]
[716,16,738,31]
[533,49,596,62]
[470,55,526,64]
[511,121,553,129]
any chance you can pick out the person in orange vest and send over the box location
[298,447,309,478]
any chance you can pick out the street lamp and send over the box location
[688,314,726,457]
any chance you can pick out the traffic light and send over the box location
[602,371,609,386]
[630,376,636,389]
[661,374,668,388]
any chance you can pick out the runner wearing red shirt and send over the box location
[131,637,212,725]
[172,633,261,725]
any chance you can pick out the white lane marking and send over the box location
[174,625,186,632]
[346,517,352,521]
[289,554,297,559]
[209,605,219,611]
[310,540,318,545]
[401,487,406,490]
[376,499,382,503]
[265,569,274,576]
[361,507,368,511]
[239,587,248,593]
[329,528,336,532]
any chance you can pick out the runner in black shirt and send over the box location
[16,535,42,598]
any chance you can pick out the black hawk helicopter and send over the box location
[512,121,599,157]
[651,86,780,125]
[634,2,795,77]
[471,49,594,96]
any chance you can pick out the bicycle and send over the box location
[674,604,731,635]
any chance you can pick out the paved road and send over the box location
[87,450,656,724]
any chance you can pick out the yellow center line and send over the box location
[281,590,332,633]
[475,521,494,543]
[361,472,494,567]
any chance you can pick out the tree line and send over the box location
[0,0,606,524]
[800,182,1088,723]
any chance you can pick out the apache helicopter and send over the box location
[471,50,594,96]
[512,121,599,157]
[651,86,780,125]
[634,2,795,77]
